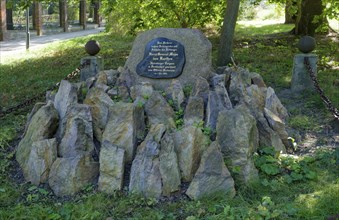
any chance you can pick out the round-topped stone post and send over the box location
[291,36,317,92]
[80,40,104,81]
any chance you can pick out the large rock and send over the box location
[256,114,286,153]
[264,108,289,147]
[184,96,204,126]
[265,87,289,122]
[192,76,209,107]
[54,80,78,120]
[58,104,95,158]
[16,101,59,170]
[186,142,236,200]
[245,84,266,116]
[25,138,57,185]
[54,80,78,140]
[216,105,259,185]
[102,102,145,162]
[124,28,213,90]
[229,70,249,106]
[165,80,185,109]
[144,91,176,129]
[98,141,126,194]
[129,139,162,198]
[130,82,154,101]
[206,88,233,130]
[175,126,209,182]
[49,154,99,196]
[84,87,115,142]
[159,132,181,196]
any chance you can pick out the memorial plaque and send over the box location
[136,37,185,79]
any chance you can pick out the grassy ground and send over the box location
[0,22,338,219]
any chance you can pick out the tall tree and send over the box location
[294,0,325,36]
[217,0,240,66]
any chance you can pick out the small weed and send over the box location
[255,147,318,183]
[175,108,184,129]
[183,85,193,97]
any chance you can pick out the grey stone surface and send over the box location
[84,87,114,142]
[206,85,233,130]
[264,108,289,147]
[102,102,145,162]
[186,141,236,200]
[256,113,286,153]
[291,54,317,92]
[184,96,204,126]
[165,80,185,109]
[192,76,210,107]
[265,87,289,122]
[175,126,209,182]
[130,82,154,101]
[144,91,176,129]
[129,139,162,198]
[54,80,78,120]
[216,105,259,185]
[16,101,59,171]
[159,132,181,196]
[58,104,95,158]
[98,141,126,194]
[80,56,103,81]
[25,138,57,185]
[124,28,213,90]
[49,154,99,196]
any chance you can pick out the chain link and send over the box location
[0,61,90,119]
[304,57,339,120]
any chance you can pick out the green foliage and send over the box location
[255,147,318,183]
[175,107,184,129]
[102,0,225,34]
[193,120,215,139]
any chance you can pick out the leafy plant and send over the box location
[175,108,184,129]
[255,147,318,183]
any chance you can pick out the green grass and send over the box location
[0,22,338,219]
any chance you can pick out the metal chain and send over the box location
[304,57,339,120]
[0,61,90,119]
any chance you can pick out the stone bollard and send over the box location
[291,36,317,93]
[80,40,104,81]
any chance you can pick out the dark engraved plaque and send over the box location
[136,37,185,79]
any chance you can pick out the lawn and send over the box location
[0,21,338,219]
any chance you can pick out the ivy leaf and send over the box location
[260,163,280,175]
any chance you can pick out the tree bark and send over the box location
[217,0,240,66]
[80,0,86,30]
[0,0,6,41]
[295,0,326,36]
[33,1,42,36]
[6,7,13,30]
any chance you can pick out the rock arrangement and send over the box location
[16,66,290,200]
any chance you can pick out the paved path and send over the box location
[0,27,105,56]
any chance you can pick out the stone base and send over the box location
[80,56,104,81]
[291,54,317,93]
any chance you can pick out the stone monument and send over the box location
[124,28,213,90]
[291,36,317,92]
[15,28,291,200]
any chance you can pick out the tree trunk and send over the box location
[0,0,6,41]
[295,0,326,36]
[6,7,13,30]
[217,0,240,66]
[80,0,86,29]
[33,1,42,36]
